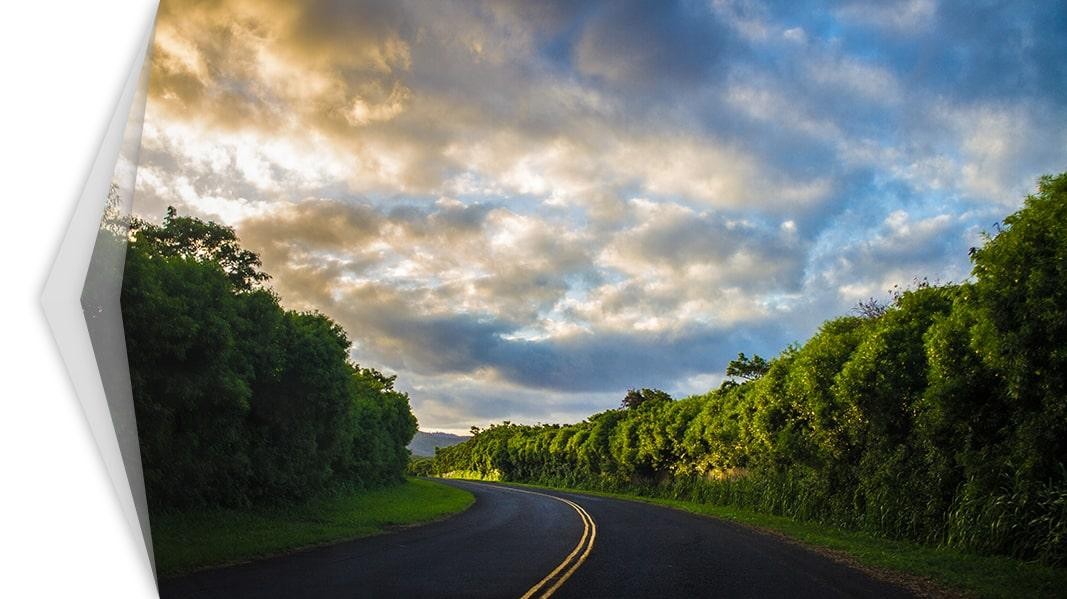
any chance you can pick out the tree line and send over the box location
[432,173,1067,565]
[122,207,417,512]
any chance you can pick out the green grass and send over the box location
[483,480,1067,599]
[153,478,474,577]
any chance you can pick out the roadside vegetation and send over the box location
[152,478,473,576]
[432,174,1067,592]
[120,207,448,569]
[500,480,1066,598]
[123,207,418,510]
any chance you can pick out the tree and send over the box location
[123,208,418,510]
[621,388,672,409]
[130,206,270,291]
[122,239,254,507]
[970,172,1067,483]
[726,352,769,382]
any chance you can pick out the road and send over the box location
[159,480,916,598]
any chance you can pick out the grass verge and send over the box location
[483,480,1067,599]
[153,477,474,577]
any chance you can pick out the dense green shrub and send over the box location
[433,174,1067,564]
[122,209,417,512]
[971,174,1067,485]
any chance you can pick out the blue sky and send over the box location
[134,0,1067,432]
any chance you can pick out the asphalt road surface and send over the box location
[159,480,916,599]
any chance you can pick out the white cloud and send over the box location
[836,0,937,34]
[805,56,903,104]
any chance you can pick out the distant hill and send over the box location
[408,431,470,457]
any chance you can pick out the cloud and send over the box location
[835,0,937,34]
[237,196,593,328]
[574,1,733,87]
[591,200,806,330]
[804,55,902,105]
[227,195,798,395]
[810,207,979,306]
[133,0,1067,430]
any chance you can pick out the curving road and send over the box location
[159,480,915,599]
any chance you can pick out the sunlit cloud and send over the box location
[135,0,1067,429]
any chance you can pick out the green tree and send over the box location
[122,241,253,507]
[621,387,673,409]
[726,352,770,382]
[130,207,270,291]
[971,173,1067,483]
[123,208,418,511]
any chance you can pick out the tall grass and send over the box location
[512,468,1067,566]
[948,470,1067,565]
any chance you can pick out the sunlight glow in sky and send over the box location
[135,0,1067,433]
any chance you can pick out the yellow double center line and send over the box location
[499,486,596,599]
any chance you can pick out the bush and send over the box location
[122,210,417,512]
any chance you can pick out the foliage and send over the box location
[130,206,270,291]
[725,352,769,381]
[970,174,1067,485]
[432,174,1067,565]
[122,210,417,512]
[408,456,436,477]
[621,387,673,409]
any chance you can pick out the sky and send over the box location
[133,0,1067,434]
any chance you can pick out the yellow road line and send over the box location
[465,482,597,599]
[539,499,596,598]
[515,491,593,599]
